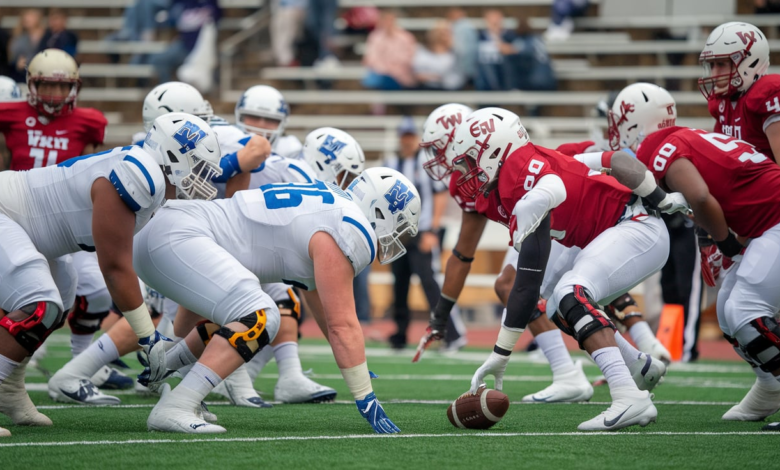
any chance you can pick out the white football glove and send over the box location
[469,351,510,394]
[657,192,691,216]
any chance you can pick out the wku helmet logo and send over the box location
[384,180,416,214]
[317,135,347,161]
[736,31,757,46]
[173,121,207,154]
[435,113,463,130]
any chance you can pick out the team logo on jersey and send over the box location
[318,135,347,161]
[173,121,207,154]
[719,101,726,113]
[436,113,462,130]
[384,180,416,214]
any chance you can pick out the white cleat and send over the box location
[0,426,10,437]
[647,340,672,366]
[578,389,657,431]
[628,353,667,392]
[522,360,594,403]
[148,384,226,434]
[723,378,780,421]
[0,358,52,426]
[199,402,218,423]
[274,372,337,404]
[213,365,272,408]
[48,373,121,405]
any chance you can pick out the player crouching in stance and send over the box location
[459,108,686,431]
[134,167,420,434]
[600,83,780,428]
[0,113,222,437]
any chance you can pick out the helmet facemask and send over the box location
[176,157,222,200]
[698,54,746,99]
[420,130,454,181]
[375,207,418,264]
[29,77,80,117]
[607,101,637,151]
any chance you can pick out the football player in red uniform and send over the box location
[452,107,690,431]
[699,22,780,163]
[602,82,780,428]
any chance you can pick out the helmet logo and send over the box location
[736,31,757,46]
[277,99,289,115]
[435,113,462,130]
[384,180,417,214]
[318,135,347,161]
[174,121,207,154]
[469,119,495,137]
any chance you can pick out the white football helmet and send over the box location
[420,103,473,181]
[699,22,770,99]
[303,127,365,189]
[142,81,214,132]
[235,85,289,146]
[142,113,223,200]
[608,83,677,151]
[346,167,421,264]
[451,107,529,199]
[26,48,81,117]
[0,76,22,102]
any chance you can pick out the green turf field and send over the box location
[2,331,778,469]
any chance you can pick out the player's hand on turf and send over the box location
[658,192,691,216]
[469,351,510,394]
[137,330,173,387]
[356,392,400,434]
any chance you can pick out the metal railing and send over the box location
[219,7,271,99]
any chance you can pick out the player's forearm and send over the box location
[101,265,153,338]
[441,254,472,300]
[225,172,251,198]
[688,194,731,242]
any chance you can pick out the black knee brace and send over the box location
[0,301,64,353]
[277,288,301,324]
[67,295,110,335]
[553,286,615,349]
[196,320,220,346]
[214,310,271,362]
[605,293,642,323]
[735,317,780,373]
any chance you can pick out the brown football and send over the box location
[447,388,510,429]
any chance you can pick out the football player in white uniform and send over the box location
[0,113,222,437]
[236,84,302,159]
[134,167,419,434]
[0,76,22,101]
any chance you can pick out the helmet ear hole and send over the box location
[166,150,179,163]
[375,208,385,220]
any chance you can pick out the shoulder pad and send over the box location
[746,75,780,110]
[110,149,165,212]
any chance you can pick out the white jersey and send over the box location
[249,154,316,188]
[275,134,303,160]
[160,180,376,289]
[0,145,164,259]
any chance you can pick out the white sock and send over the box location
[246,345,274,381]
[535,329,575,377]
[591,346,635,391]
[274,342,302,378]
[166,341,198,371]
[615,331,643,367]
[0,355,20,383]
[70,333,93,357]
[179,363,222,401]
[628,321,656,354]
[60,334,119,380]
[753,367,780,389]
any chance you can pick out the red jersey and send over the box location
[636,127,780,238]
[476,144,633,249]
[0,101,107,170]
[707,74,780,161]
[556,140,596,157]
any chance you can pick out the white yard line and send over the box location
[1,431,777,448]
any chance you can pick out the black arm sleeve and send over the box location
[504,214,552,330]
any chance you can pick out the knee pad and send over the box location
[214,310,271,362]
[67,295,110,335]
[553,286,615,349]
[0,301,64,353]
[733,317,780,373]
[277,288,301,324]
[196,320,220,346]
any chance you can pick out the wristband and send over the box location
[716,232,743,258]
[452,249,474,263]
[340,361,373,401]
[495,326,523,352]
[433,295,456,321]
[642,186,668,210]
[122,303,155,338]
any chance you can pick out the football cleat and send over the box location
[274,372,337,403]
[628,353,667,391]
[762,422,780,431]
[522,360,594,403]
[213,365,272,408]
[0,426,10,437]
[647,340,672,366]
[578,389,657,431]
[91,366,134,390]
[0,358,52,426]
[48,375,121,405]
[199,402,218,423]
[147,384,226,434]
[723,378,780,421]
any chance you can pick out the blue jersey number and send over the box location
[261,180,335,209]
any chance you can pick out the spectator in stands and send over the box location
[38,9,79,58]
[8,9,46,83]
[755,0,780,13]
[412,20,464,91]
[150,0,221,84]
[0,16,11,78]
[475,9,516,91]
[544,0,590,42]
[271,0,308,67]
[305,0,339,67]
[447,8,478,86]
[362,9,417,91]
[504,18,556,92]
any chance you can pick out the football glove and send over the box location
[469,351,510,394]
[136,330,173,388]
[356,392,400,434]
[657,192,692,216]
[412,297,454,363]
[700,244,723,287]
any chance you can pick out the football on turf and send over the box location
[447,387,509,429]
